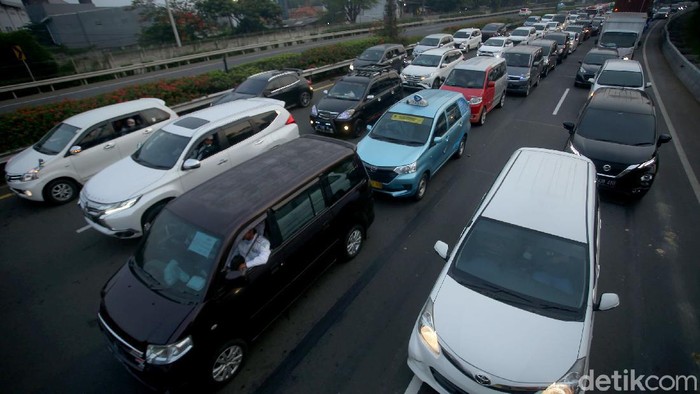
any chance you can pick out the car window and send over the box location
[78,122,119,150]
[271,182,326,245]
[445,103,462,129]
[187,133,221,161]
[33,123,80,155]
[433,113,448,137]
[444,69,485,89]
[250,110,278,131]
[597,70,643,87]
[279,75,298,88]
[268,77,286,91]
[325,157,364,204]
[112,114,145,136]
[369,80,383,96]
[222,120,255,146]
[141,108,172,125]
[132,129,190,169]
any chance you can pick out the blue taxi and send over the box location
[357,90,470,200]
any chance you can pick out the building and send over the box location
[1,0,31,32]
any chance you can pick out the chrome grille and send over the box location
[403,74,424,84]
[363,163,398,184]
[5,172,21,182]
[317,110,338,121]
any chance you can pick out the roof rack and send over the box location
[350,65,394,78]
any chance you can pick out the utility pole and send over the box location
[165,0,182,47]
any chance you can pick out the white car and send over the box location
[566,31,579,53]
[541,13,557,22]
[509,26,537,46]
[477,37,514,58]
[401,47,464,89]
[4,99,176,204]
[546,21,563,32]
[453,28,482,52]
[407,147,619,394]
[589,59,651,97]
[413,34,455,57]
[79,98,299,238]
[533,22,548,38]
[518,7,532,15]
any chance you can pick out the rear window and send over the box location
[577,108,655,145]
[597,70,643,88]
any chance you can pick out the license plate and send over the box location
[315,124,333,133]
[369,180,383,189]
[597,177,616,187]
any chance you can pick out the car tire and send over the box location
[478,108,486,126]
[206,339,246,389]
[453,135,467,159]
[414,173,429,201]
[341,224,365,261]
[543,66,549,78]
[298,91,312,108]
[141,201,168,233]
[44,178,78,205]
[497,92,506,108]
[524,83,531,97]
[352,119,364,139]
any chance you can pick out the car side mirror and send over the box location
[69,146,82,155]
[182,158,201,170]
[225,269,248,284]
[434,240,449,260]
[578,60,582,64]
[263,89,272,96]
[594,293,620,311]
[440,63,448,68]
[323,89,328,95]
[587,77,595,83]
[658,134,672,146]
[563,121,576,134]
[366,94,375,101]
[645,82,652,88]
[487,81,495,87]
[366,124,373,132]
[433,135,444,144]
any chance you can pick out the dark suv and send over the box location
[98,135,375,391]
[350,43,407,73]
[563,88,672,198]
[212,69,313,108]
[481,23,508,40]
[310,66,403,138]
[544,31,571,63]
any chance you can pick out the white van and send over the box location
[408,147,619,394]
[5,99,176,204]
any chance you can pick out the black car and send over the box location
[98,135,375,391]
[573,19,593,39]
[212,69,313,108]
[575,47,619,87]
[481,23,508,40]
[350,43,407,73]
[563,88,672,198]
[544,32,571,62]
[310,66,403,138]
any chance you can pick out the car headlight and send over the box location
[311,105,318,116]
[566,142,581,156]
[418,298,440,355]
[349,64,355,71]
[520,73,531,80]
[470,96,483,105]
[638,156,657,169]
[146,336,193,365]
[579,66,586,74]
[21,167,41,182]
[103,196,141,216]
[394,161,417,175]
[336,109,355,120]
[547,357,586,393]
[494,52,502,58]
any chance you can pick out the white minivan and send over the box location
[79,98,299,238]
[5,99,176,204]
[407,147,619,394]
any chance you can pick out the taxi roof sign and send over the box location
[406,94,428,107]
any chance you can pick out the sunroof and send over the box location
[174,117,209,129]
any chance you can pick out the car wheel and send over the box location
[453,135,467,159]
[352,119,364,139]
[497,92,506,108]
[44,178,78,204]
[206,339,246,388]
[414,173,429,201]
[524,83,531,97]
[431,79,442,89]
[298,91,312,108]
[543,67,549,78]
[341,224,365,261]
[478,108,486,126]
[141,201,168,233]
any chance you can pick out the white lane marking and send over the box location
[552,88,570,115]
[404,375,422,394]
[76,224,92,233]
[643,22,700,205]
[0,193,12,200]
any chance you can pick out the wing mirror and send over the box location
[645,82,652,88]
[563,121,576,135]
[434,241,449,260]
[182,158,201,170]
[594,293,620,311]
[487,81,495,87]
[366,94,375,101]
[69,146,82,155]
[657,133,672,146]
[323,89,328,95]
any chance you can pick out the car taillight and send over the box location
[286,114,296,125]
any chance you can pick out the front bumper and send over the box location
[5,178,47,201]
[309,116,357,137]
[575,72,595,86]
[79,195,145,238]
[363,165,422,198]
[507,79,531,93]
[469,103,485,122]
[401,78,433,90]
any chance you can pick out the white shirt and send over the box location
[236,234,270,269]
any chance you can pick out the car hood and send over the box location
[83,157,170,203]
[573,135,656,165]
[214,91,257,105]
[316,97,359,114]
[441,85,483,100]
[434,276,583,384]
[402,64,436,77]
[479,45,503,53]
[101,263,197,345]
[353,59,380,68]
[507,65,532,76]
[357,136,424,167]
[5,146,58,174]
[580,63,602,73]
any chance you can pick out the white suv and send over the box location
[413,34,455,57]
[509,26,537,46]
[589,59,651,97]
[5,99,176,204]
[79,98,299,238]
[401,47,464,90]
[453,28,482,52]
[408,147,619,394]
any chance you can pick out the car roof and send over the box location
[455,56,505,70]
[456,27,479,32]
[168,135,357,238]
[513,26,534,31]
[589,88,654,115]
[505,45,540,54]
[601,59,643,72]
[483,22,505,28]
[367,43,404,51]
[248,69,301,80]
[530,39,557,47]
[388,89,463,118]
[585,47,618,56]
[420,47,460,56]
[64,98,167,129]
[161,98,284,138]
[424,33,452,39]
[482,148,594,243]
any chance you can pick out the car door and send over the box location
[69,121,123,182]
[427,111,452,171]
[110,112,157,156]
[441,101,465,164]
[266,76,289,105]
[484,68,497,111]
[178,129,232,192]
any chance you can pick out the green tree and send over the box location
[197,0,237,30]
[232,0,283,33]
[325,0,381,24]
[381,0,400,40]
[0,30,59,85]
[425,0,465,13]
[132,0,206,45]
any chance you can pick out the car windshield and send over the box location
[369,112,433,146]
[131,128,190,170]
[578,108,655,145]
[419,37,440,46]
[132,209,221,303]
[504,52,531,67]
[584,53,618,65]
[449,218,588,320]
[444,69,486,89]
[235,77,268,95]
[549,34,566,44]
[567,26,583,33]
[327,80,366,100]
[534,24,545,31]
[553,14,567,22]
[483,38,504,47]
[600,32,638,48]
[411,54,441,67]
[547,22,559,28]
[526,16,539,22]
[539,45,552,56]
[454,31,470,38]
[511,30,529,37]
[33,123,80,155]
[482,24,500,32]
[597,70,643,87]
[358,49,383,61]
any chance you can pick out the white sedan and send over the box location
[476,37,514,58]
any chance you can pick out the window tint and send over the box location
[434,113,448,137]
[222,120,255,146]
[369,80,383,96]
[250,110,278,131]
[78,122,118,149]
[268,77,285,91]
[325,157,363,204]
[577,108,655,145]
[272,183,326,243]
[141,108,171,125]
[112,114,145,135]
[445,103,462,129]
[279,75,298,87]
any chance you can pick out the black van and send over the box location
[97,135,375,390]
[503,45,544,96]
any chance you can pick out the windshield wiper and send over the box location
[537,303,577,312]
[371,134,402,143]
[467,281,533,305]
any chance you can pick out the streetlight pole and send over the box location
[164,0,182,47]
